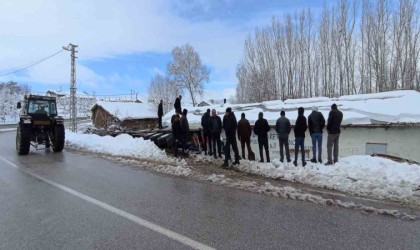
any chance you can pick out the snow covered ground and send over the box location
[1,115,19,125]
[65,131,420,207]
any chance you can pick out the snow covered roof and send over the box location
[92,101,157,121]
[163,90,420,128]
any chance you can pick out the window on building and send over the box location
[366,143,387,155]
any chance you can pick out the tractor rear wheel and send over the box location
[52,124,65,152]
[16,125,31,155]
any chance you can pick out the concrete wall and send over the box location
[221,126,420,163]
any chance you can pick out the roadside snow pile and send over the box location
[66,132,171,162]
[206,174,227,183]
[236,155,420,204]
[0,128,16,132]
[206,178,416,220]
[155,164,192,177]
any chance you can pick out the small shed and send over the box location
[91,101,158,130]
[197,101,210,107]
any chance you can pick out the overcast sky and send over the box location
[0,0,335,101]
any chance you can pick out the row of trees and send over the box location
[0,81,31,123]
[148,43,210,113]
[236,0,420,103]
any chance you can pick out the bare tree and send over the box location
[148,73,179,114]
[168,44,210,107]
[236,0,420,103]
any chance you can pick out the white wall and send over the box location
[221,126,420,163]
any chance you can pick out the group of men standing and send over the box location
[274,104,343,166]
[201,107,239,168]
[200,104,343,167]
[165,96,343,166]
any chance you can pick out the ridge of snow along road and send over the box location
[65,131,420,206]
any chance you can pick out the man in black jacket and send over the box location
[294,107,307,167]
[222,107,240,167]
[158,100,163,129]
[275,110,291,163]
[209,109,222,159]
[201,109,212,155]
[171,114,182,157]
[253,112,271,163]
[308,106,325,163]
[180,109,189,157]
[237,113,253,160]
[174,95,182,114]
[325,103,343,165]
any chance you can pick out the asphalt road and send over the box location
[0,131,419,250]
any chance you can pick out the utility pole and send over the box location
[62,43,78,132]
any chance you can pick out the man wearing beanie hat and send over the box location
[293,107,307,167]
[308,106,325,163]
[222,107,240,167]
[325,103,343,165]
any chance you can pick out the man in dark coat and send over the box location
[237,113,253,160]
[174,95,182,114]
[222,107,240,167]
[293,107,307,167]
[171,114,182,157]
[275,110,291,163]
[201,109,212,155]
[180,109,189,156]
[308,106,325,163]
[253,112,271,163]
[209,109,222,159]
[325,103,343,165]
[157,100,163,129]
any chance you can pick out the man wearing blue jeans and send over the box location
[308,106,325,163]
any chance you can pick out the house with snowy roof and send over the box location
[91,101,158,130]
[163,90,420,162]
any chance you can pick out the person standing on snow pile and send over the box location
[253,112,271,163]
[222,107,240,168]
[325,103,343,165]
[180,109,190,157]
[275,110,291,163]
[171,114,182,157]
[201,109,212,156]
[237,113,254,161]
[158,99,164,129]
[174,95,182,114]
[293,107,307,167]
[209,109,222,159]
[308,106,325,163]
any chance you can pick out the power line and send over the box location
[0,49,65,77]
[94,93,132,97]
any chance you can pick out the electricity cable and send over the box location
[0,49,65,77]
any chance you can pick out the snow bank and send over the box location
[66,132,170,162]
[234,155,420,204]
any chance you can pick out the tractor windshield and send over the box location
[27,100,57,116]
